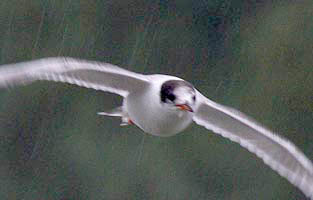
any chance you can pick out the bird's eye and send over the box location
[192,95,196,101]
[167,93,176,102]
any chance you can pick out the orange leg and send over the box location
[128,119,134,125]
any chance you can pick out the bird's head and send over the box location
[160,80,196,113]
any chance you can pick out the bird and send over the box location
[0,57,312,198]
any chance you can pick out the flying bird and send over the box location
[0,57,312,198]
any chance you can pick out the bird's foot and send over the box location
[120,118,134,126]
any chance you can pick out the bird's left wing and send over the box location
[193,92,313,199]
[0,57,150,97]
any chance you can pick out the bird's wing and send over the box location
[193,91,313,199]
[0,57,150,97]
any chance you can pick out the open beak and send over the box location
[175,104,193,112]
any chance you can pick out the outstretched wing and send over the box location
[193,92,313,199]
[0,57,150,97]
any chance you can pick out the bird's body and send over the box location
[0,57,312,198]
[125,75,194,136]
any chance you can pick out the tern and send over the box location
[0,57,312,198]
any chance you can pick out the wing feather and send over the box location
[0,57,150,97]
[193,92,313,199]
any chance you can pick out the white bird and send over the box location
[0,57,312,198]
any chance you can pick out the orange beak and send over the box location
[175,104,193,112]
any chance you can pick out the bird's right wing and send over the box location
[0,57,150,97]
[193,92,313,199]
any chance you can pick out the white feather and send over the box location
[0,57,150,97]
[193,91,313,199]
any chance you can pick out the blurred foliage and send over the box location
[0,0,312,199]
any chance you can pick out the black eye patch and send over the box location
[160,85,175,103]
[160,80,195,103]
[167,93,176,102]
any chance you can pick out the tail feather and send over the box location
[98,106,134,126]
[97,106,123,117]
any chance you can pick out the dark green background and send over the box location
[0,0,312,199]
